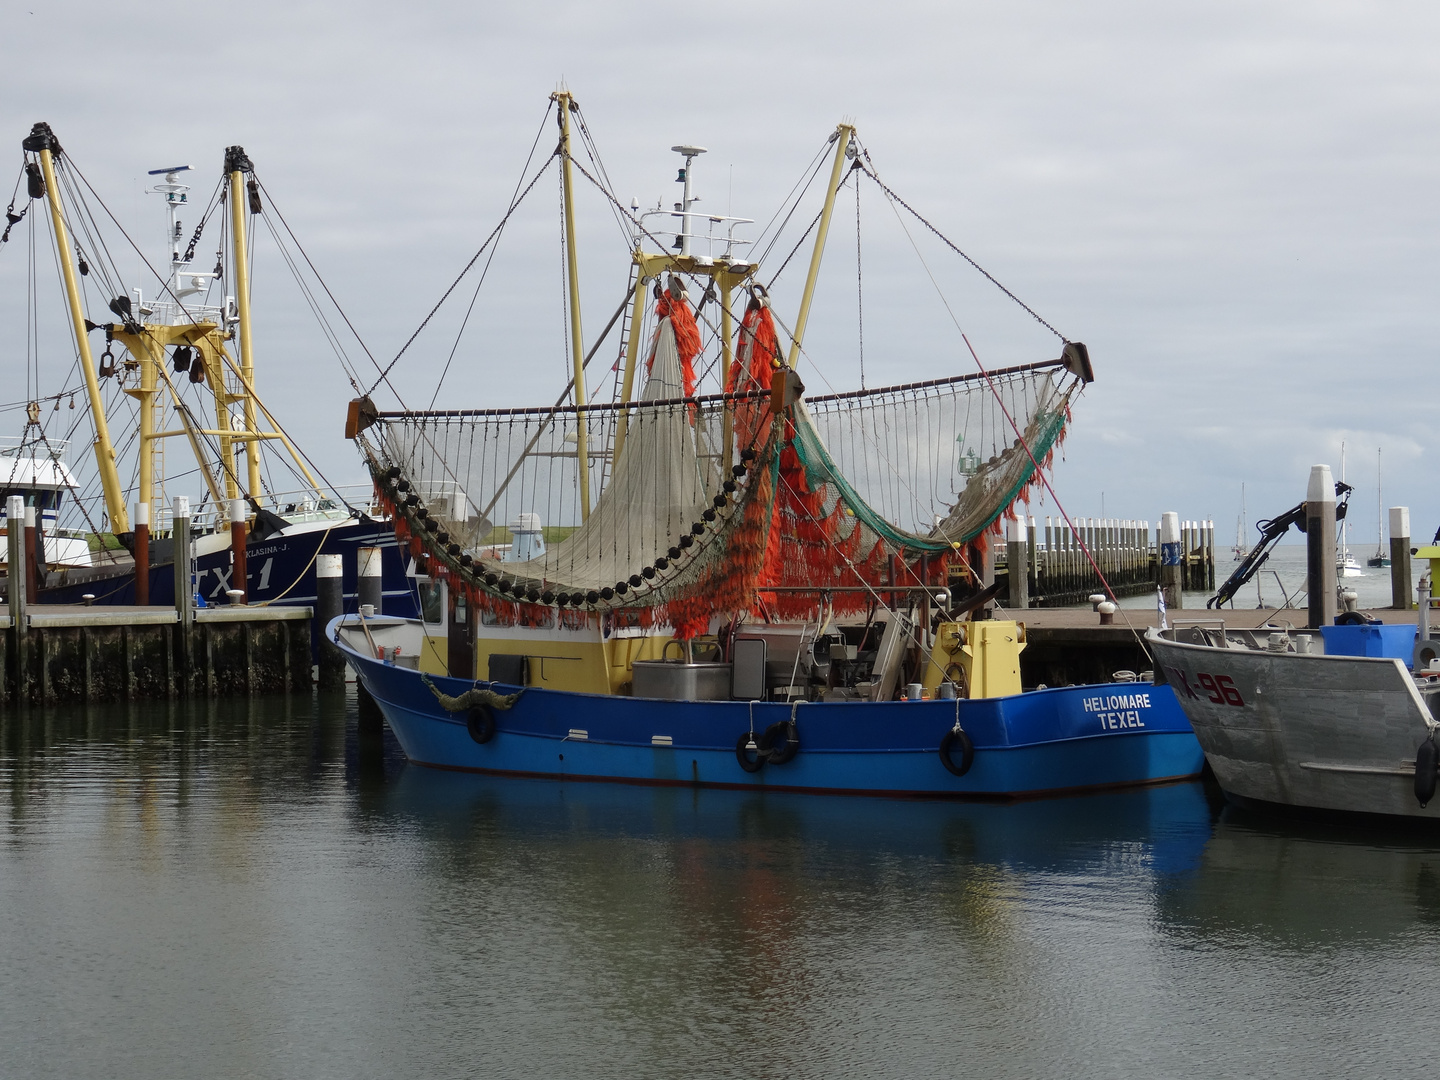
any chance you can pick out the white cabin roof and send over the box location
[0,439,79,491]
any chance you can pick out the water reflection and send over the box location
[0,694,1437,1078]
[1158,806,1440,943]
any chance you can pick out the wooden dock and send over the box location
[4,604,312,704]
[995,516,1216,606]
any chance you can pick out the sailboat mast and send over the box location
[786,123,854,369]
[225,146,264,508]
[25,123,130,534]
[553,92,591,521]
[1376,447,1383,556]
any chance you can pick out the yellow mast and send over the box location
[125,336,164,515]
[552,92,591,521]
[225,146,263,508]
[785,123,854,369]
[25,123,130,533]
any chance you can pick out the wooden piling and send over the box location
[316,553,345,689]
[1160,512,1182,610]
[229,497,248,604]
[1006,516,1028,609]
[1391,506,1412,610]
[1306,465,1338,629]
[358,545,383,615]
[133,501,149,607]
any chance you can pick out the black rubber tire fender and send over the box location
[1416,737,1438,807]
[759,720,800,765]
[939,726,975,778]
[466,704,497,744]
[735,731,765,773]
[1335,610,1376,626]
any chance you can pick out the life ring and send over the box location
[735,731,765,773]
[466,704,496,744]
[1416,737,1438,807]
[759,720,800,765]
[939,726,975,777]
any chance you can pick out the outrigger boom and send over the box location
[23,122,318,535]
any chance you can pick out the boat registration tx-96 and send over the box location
[1082,691,1153,730]
[1166,668,1246,707]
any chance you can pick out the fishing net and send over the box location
[361,294,1079,634]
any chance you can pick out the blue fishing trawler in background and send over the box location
[5,125,421,624]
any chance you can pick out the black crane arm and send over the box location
[1208,482,1351,609]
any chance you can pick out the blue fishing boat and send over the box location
[334,614,1200,798]
[334,95,1200,798]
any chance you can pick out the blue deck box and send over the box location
[1320,623,1417,660]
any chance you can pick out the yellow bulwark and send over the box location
[417,624,677,695]
[924,620,1028,699]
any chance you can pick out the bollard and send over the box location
[229,497,248,604]
[316,553,345,690]
[133,501,149,606]
[1306,464,1338,629]
[23,506,38,604]
[1006,516,1028,609]
[1159,512,1183,610]
[358,546,383,615]
[1391,507,1412,610]
[1098,601,1116,625]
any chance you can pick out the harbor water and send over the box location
[2,691,1439,1077]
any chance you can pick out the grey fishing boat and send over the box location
[1146,619,1440,820]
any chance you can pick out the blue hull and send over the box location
[340,625,1203,799]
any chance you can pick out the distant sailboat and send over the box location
[1232,483,1249,560]
[1337,442,1363,577]
[1368,446,1390,567]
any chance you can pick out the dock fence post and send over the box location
[1390,507,1412,610]
[1306,465,1338,629]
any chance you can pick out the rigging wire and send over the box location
[427,104,555,409]
[367,102,560,398]
[853,142,1067,343]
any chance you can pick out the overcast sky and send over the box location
[2,0,1437,549]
